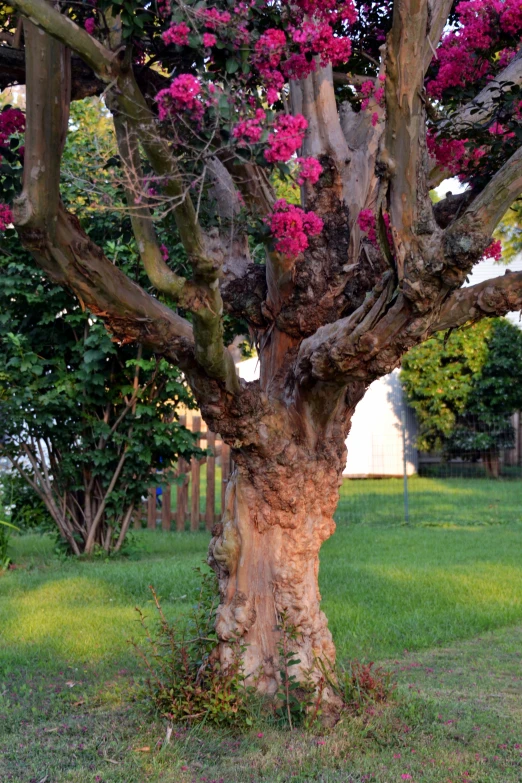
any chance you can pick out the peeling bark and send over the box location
[208,403,357,718]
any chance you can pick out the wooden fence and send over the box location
[138,414,232,532]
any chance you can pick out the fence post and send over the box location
[147,487,156,530]
[205,431,216,531]
[402,408,410,524]
[176,458,188,531]
[190,416,201,531]
[161,478,171,531]
[221,442,230,515]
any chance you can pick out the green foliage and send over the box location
[0,518,20,572]
[132,568,251,726]
[0,98,203,554]
[0,243,199,552]
[0,473,51,532]
[401,318,522,457]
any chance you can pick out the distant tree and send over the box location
[0,99,199,556]
[0,247,200,555]
[401,319,522,477]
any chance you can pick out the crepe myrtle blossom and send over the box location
[267,199,324,256]
[296,157,323,185]
[0,203,13,231]
[265,114,308,163]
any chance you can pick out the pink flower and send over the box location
[162,22,190,47]
[198,8,231,29]
[160,244,169,262]
[202,33,217,47]
[265,114,308,163]
[84,17,96,35]
[0,203,13,231]
[296,156,323,185]
[267,198,323,257]
[257,732,264,738]
[156,74,205,122]
[357,208,377,242]
[401,776,412,781]
[232,109,266,145]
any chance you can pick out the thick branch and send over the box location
[0,43,171,103]
[457,145,522,236]
[113,113,191,303]
[384,0,430,277]
[424,0,454,72]
[14,20,194,357]
[295,64,350,164]
[10,0,116,80]
[431,270,522,332]
[450,48,522,132]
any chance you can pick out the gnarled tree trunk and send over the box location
[203,385,363,712]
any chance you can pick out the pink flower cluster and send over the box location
[232,109,266,144]
[202,33,217,47]
[427,132,487,177]
[162,22,190,47]
[0,203,13,232]
[357,208,392,246]
[265,114,308,163]
[296,156,323,185]
[357,208,378,243]
[428,0,522,98]
[359,74,385,111]
[294,0,357,24]
[290,21,352,68]
[0,107,25,143]
[156,74,206,122]
[197,8,231,29]
[252,17,353,102]
[0,107,25,164]
[268,199,324,257]
[485,238,502,260]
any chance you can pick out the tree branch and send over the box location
[449,48,522,132]
[384,0,430,278]
[112,113,191,303]
[431,270,522,332]
[455,145,522,236]
[10,0,116,80]
[424,0,454,72]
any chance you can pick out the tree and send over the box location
[3,0,522,714]
[0,99,199,556]
[401,318,522,477]
[0,250,199,554]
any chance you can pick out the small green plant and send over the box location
[274,611,323,729]
[0,518,20,571]
[131,566,250,726]
[340,660,396,714]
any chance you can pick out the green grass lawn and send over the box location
[2,477,522,781]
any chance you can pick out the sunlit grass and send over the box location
[2,476,522,781]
